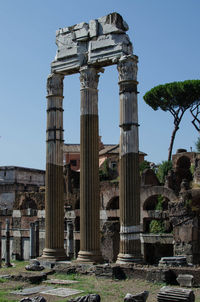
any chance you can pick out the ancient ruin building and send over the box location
[1,13,200,267]
[42,12,141,264]
[1,149,200,264]
[0,166,45,210]
[0,166,45,260]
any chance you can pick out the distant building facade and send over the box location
[0,166,45,210]
[63,140,147,172]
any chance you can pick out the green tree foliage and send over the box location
[149,220,164,234]
[195,136,200,152]
[139,160,150,174]
[144,80,200,161]
[156,160,172,184]
[155,195,164,210]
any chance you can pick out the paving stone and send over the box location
[40,288,83,297]
[43,278,78,285]
[0,274,11,279]
[12,286,53,296]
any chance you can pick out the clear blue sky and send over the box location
[0,0,199,169]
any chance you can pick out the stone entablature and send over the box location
[52,13,133,74]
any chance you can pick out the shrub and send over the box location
[156,195,164,210]
[149,220,164,234]
[139,160,150,174]
[156,160,172,184]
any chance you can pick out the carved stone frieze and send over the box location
[80,67,99,90]
[47,73,64,96]
[117,55,138,82]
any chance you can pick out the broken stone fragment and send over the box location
[68,294,101,302]
[124,291,149,302]
[19,297,46,302]
[25,263,44,271]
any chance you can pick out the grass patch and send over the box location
[0,289,18,302]
[0,279,6,284]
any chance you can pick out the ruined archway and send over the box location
[106,196,119,210]
[140,186,177,264]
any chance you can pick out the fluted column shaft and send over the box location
[42,73,66,260]
[77,66,102,263]
[117,55,142,264]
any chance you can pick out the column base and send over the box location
[76,250,103,264]
[41,248,67,261]
[116,253,143,265]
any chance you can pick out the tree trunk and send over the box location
[168,125,179,161]
[168,109,186,161]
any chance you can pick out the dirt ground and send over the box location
[0,262,200,302]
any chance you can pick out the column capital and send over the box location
[117,55,138,82]
[80,66,101,90]
[47,73,64,97]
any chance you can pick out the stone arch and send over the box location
[19,197,37,210]
[106,196,119,210]
[141,186,178,209]
[143,195,170,211]
[141,186,175,264]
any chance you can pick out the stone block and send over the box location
[159,256,187,267]
[89,19,98,38]
[177,274,194,287]
[124,291,149,302]
[51,13,133,74]
[157,286,195,302]
[40,287,83,298]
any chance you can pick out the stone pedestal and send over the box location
[77,66,102,263]
[42,73,66,260]
[116,55,142,264]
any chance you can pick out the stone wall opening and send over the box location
[106,196,119,210]
[144,243,173,265]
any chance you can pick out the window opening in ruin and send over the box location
[143,195,172,234]
[74,216,80,232]
[144,243,173,264]
[75,199,80,210]
[4,171,6,177]
[111,161,117,169]
[106,196,119,210]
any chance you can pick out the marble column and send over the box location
[77,66,102,263]
[35,221,39,257]
[30,222,35,259]
[116,55,142,264]
[5,219,11,267]
[42,73,66,260]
